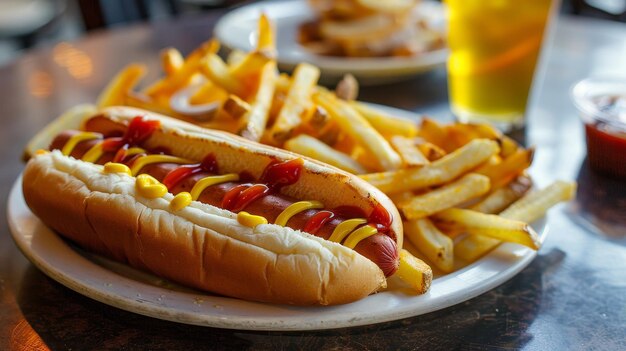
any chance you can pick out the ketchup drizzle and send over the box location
[226,184,270,212]
[303,211,335,235]
[162,154,219,190]
[260,158,304,190]
[103,116,160,152]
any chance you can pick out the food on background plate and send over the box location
[299,0,445,57]
[24,15,576,304]
[22,108,430,305]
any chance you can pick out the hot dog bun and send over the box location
[22,106,404,305]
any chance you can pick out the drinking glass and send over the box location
[446,0,556,131]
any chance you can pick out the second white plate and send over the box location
[214,0,448,84]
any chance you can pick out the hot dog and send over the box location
[22,106,406,305]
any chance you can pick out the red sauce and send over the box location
[585,122,626,179]
[303,211,335,235]
[225,184,270,212]
[102,116,160,153]
[162,154,219,190]
[368,203,393,233]
[221,184,251,210]
[260,158,304,190]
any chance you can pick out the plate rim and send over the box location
[8,105,546,331]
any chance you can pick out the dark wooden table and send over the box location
[1,10,625,350]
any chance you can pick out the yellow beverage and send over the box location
[446,0,553,129]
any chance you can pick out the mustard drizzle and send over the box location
[274,201,323,226]
[61,132,102,156]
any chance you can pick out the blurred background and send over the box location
[0,0,624,67]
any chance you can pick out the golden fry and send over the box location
[434,208,541,250]
[144,39,219,97]
[350,102,419,138]
[270,63,320,143]
[97,64,146,108]
[238,61,277,141]
[284,135,366,174]
[418,118,450,152]
[500,180,577,223]
[390,136,429,167]
[476,147,534,189]
[415,138,446,161]
[399,173,490,219]
[470,174,532,214]
[160,48,184,76]
[314,91,402,171]
[256,13,276,57]
[404,218,454,273]
[395,249,433,294]
[335,74,359,101]
[200,54,246,97]
[360,139,499,194]
[216,94,250,120]
[226,49,247,66]
[455,180,576,261]
[188,80,229,106]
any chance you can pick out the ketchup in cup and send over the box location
[572,79,626,179]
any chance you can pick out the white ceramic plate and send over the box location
[214,0,448,84]
[8,105,546,331]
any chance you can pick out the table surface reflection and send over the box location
[0,11,625,350]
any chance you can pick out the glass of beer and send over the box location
[446,0,555,131]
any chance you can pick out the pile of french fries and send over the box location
[96,15,575,292]
[298,0,445,57]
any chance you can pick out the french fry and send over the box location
[395,249,433,294]
[475,147,534,189]
[454,234,500,262]
[238,61,277,141]
[350,102,419,138]
[144,39,219,97]
[160,48,184,76]
[314,91,402,171]
[500,135,519,158]
[388,191,415,204]
[188,80,229,106]
[200,54,246,97]
[226,49,247,66]
[216,94,250,120]
[441,174,531,239]
[360,139,499,194]
[404,218,454,273]
[501,180,577,223]
[445,124,480,149]
[124,91,174,116]
[390,136,429,167]
[284,135,366,174]
[418,117,450,151]
[399,173,490,219]
[230,51,273,91]
[470,174,532,214]
[433,208,541,250]
[97,64,146,108]
[456,181,576,261]
[415,138,446,161]
[270,63,320,143]
[256,13,276,58]
[335,73,359,101]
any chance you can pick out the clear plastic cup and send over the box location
[571,78,626,179]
